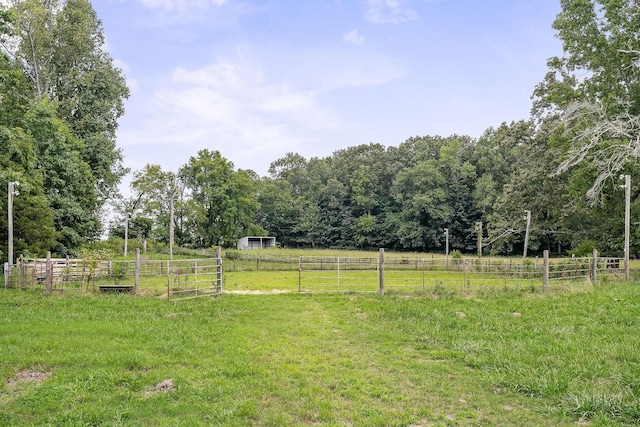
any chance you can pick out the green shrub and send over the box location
[451,250,463,265]
[568,240,596,257]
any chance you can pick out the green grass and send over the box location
[2,284,640,425]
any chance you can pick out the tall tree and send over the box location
[0,43,55,261]
[0,126,55,262]
[52,0,129,199]
[533,0,640,199]
[268,152,310,196]
[179,150,259,247]
[1,0,129,200]
[391,160,452,251]
[24,99,97,255]
[130,164,180,244]
[254,178,297,246]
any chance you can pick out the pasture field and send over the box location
[2,283,640,426]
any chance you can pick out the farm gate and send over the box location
[4,252,223,301]
[298,256,380,293]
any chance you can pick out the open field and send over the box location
[2,284,640,425]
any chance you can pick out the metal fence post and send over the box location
[216,247,223,294]
[134,248,140,295]
[379,248,385,296]
[543,250,549,290]
[166,259,171,302]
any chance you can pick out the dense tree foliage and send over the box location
[178,150,261,248]
[533,0,640,199]
[257,135,529,254]
[0,0,128,261]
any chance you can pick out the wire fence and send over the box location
[2,250,627,298]
[298,252,625,294]
[3,255,223,301]
[224,253,301,271]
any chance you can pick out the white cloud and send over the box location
[343,30,365,46]
[115,44,406,174]
[116,57,339,174]
[364,0,418,24]
[138,0,226,11]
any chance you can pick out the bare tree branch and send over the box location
[482,227,519,247]
[554,100,640,201]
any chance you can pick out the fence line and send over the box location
[4,249,223,301]
[298,249,624,294]
[3,248,627,297]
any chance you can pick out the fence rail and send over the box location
[298,250,624,294]
[3,249,627,297]
[4,250,223,301]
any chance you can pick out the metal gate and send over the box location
[298,256,379,293]
[167,258,223,302]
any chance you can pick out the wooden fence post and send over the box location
[543,250,549,290]
[298,256,302,293]
[134,248,140,295]
[20,259,25,289]
[591,249,598,284]
[45,251,52,296]
[379,248,385,296]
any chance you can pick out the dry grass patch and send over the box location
[1,369,51,403]
[145,378,176,396]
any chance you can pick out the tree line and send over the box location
[2,0,640,261]
[114,121,635,258]
[0,0,128,262]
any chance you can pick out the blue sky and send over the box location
[93,0,563,178]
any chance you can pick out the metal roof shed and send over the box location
[237,236,276,250]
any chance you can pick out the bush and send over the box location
[451,250,463,266]
[568,240,596,257]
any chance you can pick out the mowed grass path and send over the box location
[1,286,640,425]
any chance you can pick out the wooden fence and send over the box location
[4,249,223,301]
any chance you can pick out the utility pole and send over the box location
[124,214,129,257]
[444,228,449,267]
[523,210,531,260]
[476,221,483,258]
[7,181,18,267]
[169,175,178,261]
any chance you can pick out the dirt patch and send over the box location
[146,379,176,396]
[2,370,51,403]
[225,289,292,295]
[7,370,50,388]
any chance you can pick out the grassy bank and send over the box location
[1,284,639,425]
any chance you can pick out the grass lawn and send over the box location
[1,284,640,426]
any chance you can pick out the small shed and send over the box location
[237,236,276,250]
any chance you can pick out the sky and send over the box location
[92,0,564,179]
